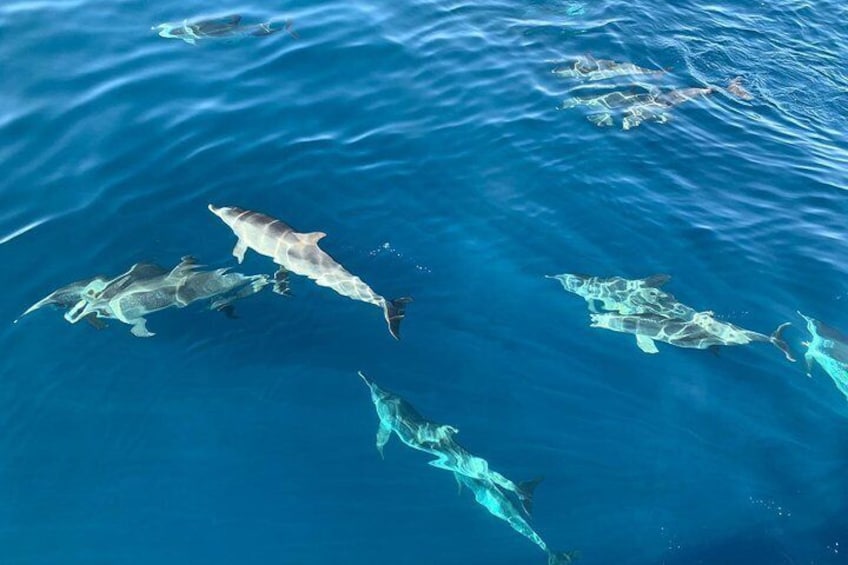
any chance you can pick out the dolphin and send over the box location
[798,312,848,401]
[561,90,658,127]
[589,311,794,361]
[561,90,656,111]
[546,273,695,319]
[727,77,753,101]
[209,205,412,340]
[455,473,577,565]
[553,55,666,82]
[621,86,715,130]
[152,15,296,45]
[17,275,109,323]
[64,257,270,337]
[357,371,458,458]
[358,371,541,514]
[15,263,172,328]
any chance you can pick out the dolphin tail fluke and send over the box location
[285,19,299,39]
[517,476,544,515]
[548,550,580,564]
[384,297,413,340]
[770,322,795,362]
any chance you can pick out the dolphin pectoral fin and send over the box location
[636,335,659,354]
[453,471,463,495]
[709,345,721,357]
[384,297,413,340]
[376,422,392,459]
[272,267,292,296]
[586,299,599,314]
[129,318,154,338]
[232,238,248,264]
[643,274,671,288]
[183,36,197,45]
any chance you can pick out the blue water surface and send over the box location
[1,0,847,564]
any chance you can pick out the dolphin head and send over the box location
[357,371,391,405]
[208,204,247,227]
[548,273,590,295]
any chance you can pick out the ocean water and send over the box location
[1,0,847,563]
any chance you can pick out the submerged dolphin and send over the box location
[560,90,658,127]
[621,86,715,130]
[358,371,458,458]
[798,312,848,402]
[64,257,270,336]
[358,371,540,514]
[727,77,753,101]
[152,15,296,45]
[553,55,666,82]
[456,473,577,565]
[546,273,695,319]
[589,311,794,360]
[209,205,412,340]
[17,275,109,324]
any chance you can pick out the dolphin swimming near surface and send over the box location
[589,311,794,360]
[16,275,110,325]
[62,257,270,336]
[209,205,412,340]
[152,15,296,45]
[546,273,696,319]
[357,371,540,513]
[455,473,577,564]
[552,55,666,82]
[621,86,715,130]
[560,90,657,127]
[727,77,753,100]
[357,371,458,458]
[798,312,848,401]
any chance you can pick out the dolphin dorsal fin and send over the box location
[297,231,326,244]
[168,256,200,279]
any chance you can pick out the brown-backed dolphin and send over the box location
[208,205,412,339]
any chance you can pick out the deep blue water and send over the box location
[2,0,848,563]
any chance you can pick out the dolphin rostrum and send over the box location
[589,311,794,361]
[798,312,848,402]
[209,205,412,339]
